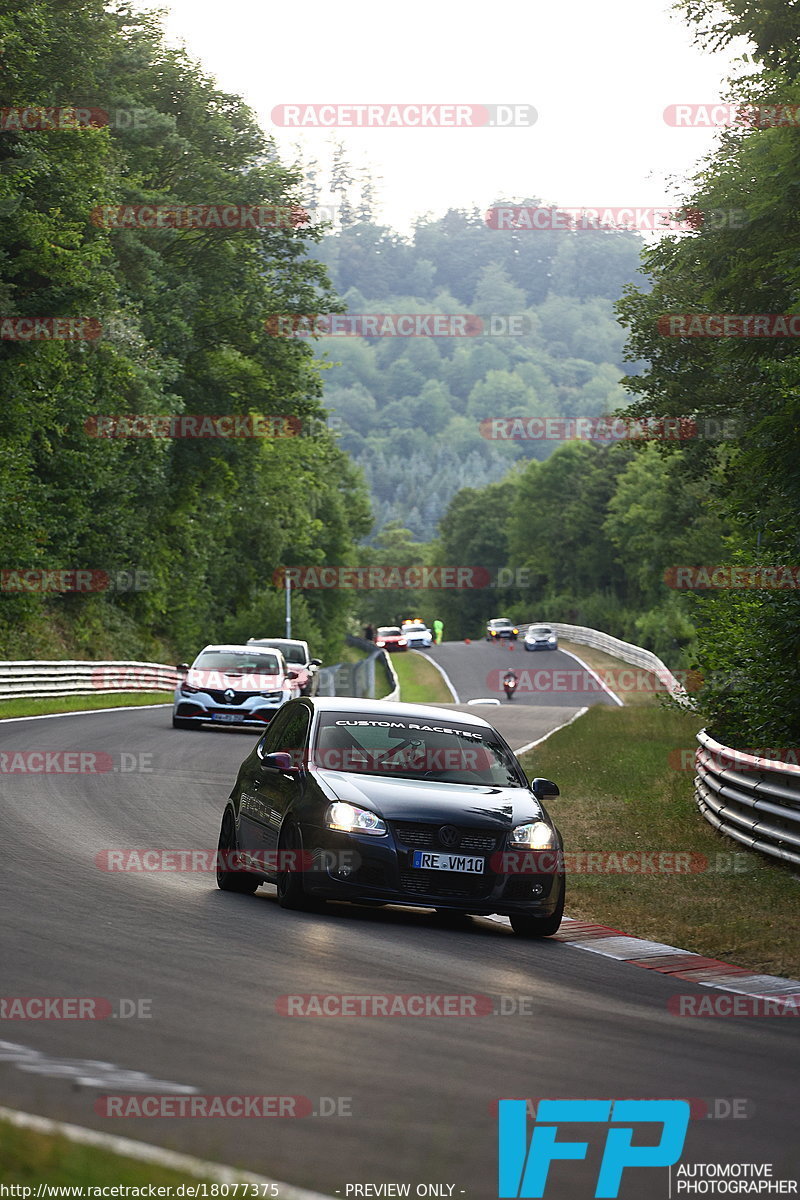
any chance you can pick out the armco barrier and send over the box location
[1,651,399,705]
[0,660,178,701]
[531,622,689,704]
[694,729,800,868]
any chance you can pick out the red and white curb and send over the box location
[549,917,800,999]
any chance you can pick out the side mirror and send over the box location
[263,752,297,772]
[309,658,323,668]
[176,663,189,674]
[531,777,560,799]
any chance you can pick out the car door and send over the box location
[237,707,295,858]
[240,703,311,858]
[257,703,312,843]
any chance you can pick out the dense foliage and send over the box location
[312,213,645,539]
[0,0,370,663]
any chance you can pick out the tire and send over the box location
[172,716,196,729]
[216,810,260,894]
[509,887,564,938]
[276,822,316,911]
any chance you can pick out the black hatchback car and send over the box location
[486,618,519,641]
[216,697,564,937]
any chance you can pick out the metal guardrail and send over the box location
[0,660,178,701]
[694,730,800,868]
[533,621,689,704]
[0,647,399,706]
[303,636,399,702]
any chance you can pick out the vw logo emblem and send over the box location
[224,688,235,702]
[438,825,460,849]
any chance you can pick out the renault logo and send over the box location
[438,825,460,849]
[224,688,235,702]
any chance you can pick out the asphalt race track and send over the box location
[419,639,619,708]
[0,689,797,1197]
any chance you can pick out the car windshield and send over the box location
[405,623,427,632]
[313,713,525,787]
[378,627,401,637]
[254,642,306,664]
[530,626,552,636]
[194,651,281,674]
[491,619,512,627]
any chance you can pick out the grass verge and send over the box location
[0,693,173,720]
[523,702,800,978]
[0,1119,218,1186]
[391,650,453,704]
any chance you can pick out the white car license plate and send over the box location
[211,713,239,722]
[412,851,484,874]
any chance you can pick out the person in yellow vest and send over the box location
[433,619,443,645]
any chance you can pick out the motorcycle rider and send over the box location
[503,668,518,699]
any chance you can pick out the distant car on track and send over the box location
[524,624,559,651]
[375,626,408,651]
[215,696,565,937]
[247,637,322,696]
[486,618,518,642]
[173,644,301,729]
[401,621,433,649]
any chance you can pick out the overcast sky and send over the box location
[142,0,746,234]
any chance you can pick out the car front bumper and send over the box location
[296,826,564,917]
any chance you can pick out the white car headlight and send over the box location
[509,821,557,849]
[325,801,387,836]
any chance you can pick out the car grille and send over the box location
[204,689,253,705]
[392,823,500,853]
[399,869,492,899]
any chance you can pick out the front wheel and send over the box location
[216,811,260,894]
[510,889,564,938]
[276,822,316,911]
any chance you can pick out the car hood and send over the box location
[314,771,543,827]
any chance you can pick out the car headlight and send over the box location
[180,683,200,694]
[512,628,519,635]
[325,801,387,836]
[509,821,557,849]
[262,691,283,700]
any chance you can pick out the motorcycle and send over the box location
[503,673,518,701]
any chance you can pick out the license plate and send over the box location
[211,713,239,722]
[411,851,484,874]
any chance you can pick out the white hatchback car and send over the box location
[172,644,301,729]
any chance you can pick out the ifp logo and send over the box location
[498,1099,690,1197]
